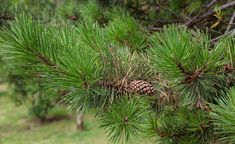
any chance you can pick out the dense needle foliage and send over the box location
[0,0,235,143]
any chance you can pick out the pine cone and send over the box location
[128,80,156,95]
[97,80,156,96]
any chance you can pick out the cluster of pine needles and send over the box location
[0,0,235,144]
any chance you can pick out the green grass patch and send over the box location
[0,94,154,144]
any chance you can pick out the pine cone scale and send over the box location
[128,80,155,95]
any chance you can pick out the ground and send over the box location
[0,84,154,144]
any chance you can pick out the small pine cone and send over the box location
[224,64,233,72]
[128,80,156,96]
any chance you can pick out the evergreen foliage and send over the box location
[0,1,235,143]
[100,97,149,143]
[150,25,226,104]
[211,87,235,143]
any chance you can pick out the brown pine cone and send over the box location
[128,80,156,95]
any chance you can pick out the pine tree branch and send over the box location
[186,1,235,26]
[201,1,235,19]
[206,0,218,9]
[139,18,184,24]
[34,51,58,68]
[225,11,235,33]
[156,121,211,139]
[97,79,156,96]
[185,0,218,26]
[24,46,71,79]
[175,61,192,76]
[184,69,203,84]
[184,64,208,84]
[210,30,233,42]
[0,15,15,20]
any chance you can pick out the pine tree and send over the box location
[0,1,235,144]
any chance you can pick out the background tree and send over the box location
[0,0,80,121]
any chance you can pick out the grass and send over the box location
[0,84,155,144]
[0,93,108,144]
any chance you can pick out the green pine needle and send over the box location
[100,97,149,143]
[211,87,235,143]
